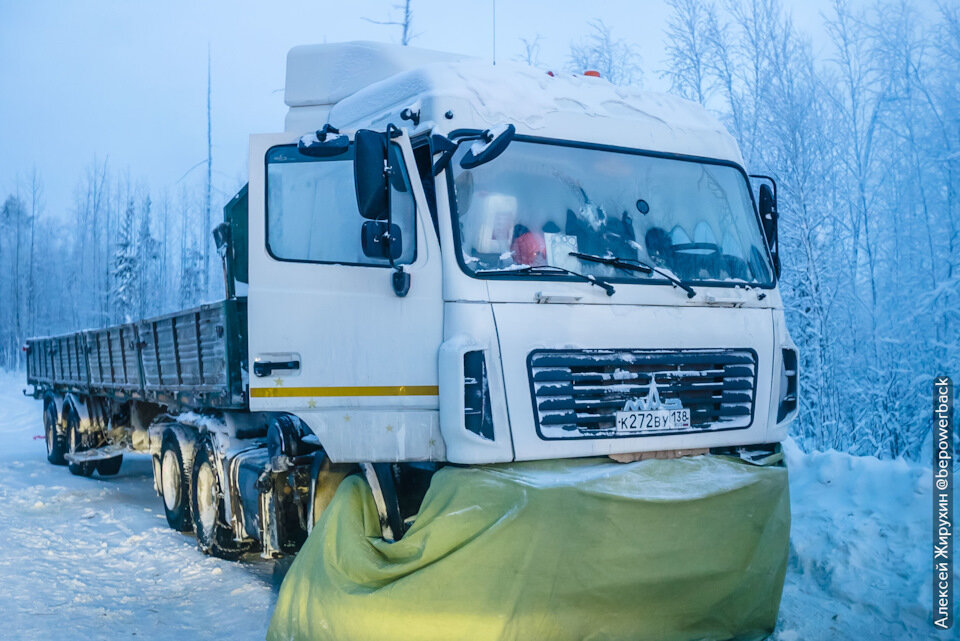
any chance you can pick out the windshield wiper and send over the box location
[569,251,697,299]
[475,264,616,296]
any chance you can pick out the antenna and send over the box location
[492,0,496,65]
[204,43,212,298]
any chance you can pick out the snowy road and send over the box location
[0,372,280,640]
[0,371,940,640]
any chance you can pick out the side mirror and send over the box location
[460,124,516,169]
[212,222,234,299]
[212,222,231,254]
[361,220,402,260]
[354,129,389,220]
[298,125,350,157]
[757,182,780,277]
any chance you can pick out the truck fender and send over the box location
[148,423,199,497]
[61,393,91,431]
[158,423,199,460]
[62,394,111,434]
[196,428,242,540]
[43,392,65,433]
[129,401,163,452]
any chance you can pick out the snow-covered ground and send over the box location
[0,371,280,640]
[775,440,936,640]
[0,370,940,640]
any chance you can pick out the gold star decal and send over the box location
[385,424,394,432]
[343,414,351,423]
[307,400,317,408]
[273,377,284,386]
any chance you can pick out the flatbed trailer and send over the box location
[26,299,247,411]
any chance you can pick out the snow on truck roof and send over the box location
[284,42,743,165]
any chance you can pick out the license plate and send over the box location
[615,408,691,434]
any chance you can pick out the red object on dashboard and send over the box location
[511,231,547,267]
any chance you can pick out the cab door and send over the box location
[246,130,444,462]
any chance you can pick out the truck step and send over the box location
[65,444,128,463]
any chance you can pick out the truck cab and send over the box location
[245,42,799,467]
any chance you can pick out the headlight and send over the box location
[463,350,494,440]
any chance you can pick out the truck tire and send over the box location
[66,407,95,477]
[191,439,245,560]
[97,455,123,476]
[43,398,66,466]
[160,429,194,532]
[309,456,354,531]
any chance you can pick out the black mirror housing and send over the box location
[354,130,390,220]
[757,182,780,277]
[460,124,516,169]
[361,220,402,260]
[298,126,350,157]
[212,222,231,253]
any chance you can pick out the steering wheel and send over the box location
[671,242,722,255]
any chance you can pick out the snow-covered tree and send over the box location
[568,20,642,86]
[112,197,138,323]
[663,0,959,459]
[516,35,544,67]
[0,194,28,368]
[364,0,417,46]
[137,194,161,319]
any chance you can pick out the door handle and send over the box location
[535,291,583,303]
[254,359,301,377]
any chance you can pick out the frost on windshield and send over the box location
[452,140,773,286]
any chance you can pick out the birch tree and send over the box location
[568,20,642,86]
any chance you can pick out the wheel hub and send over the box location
[195,461,218,534]
[44,415,54,456]
[161,450,181,511]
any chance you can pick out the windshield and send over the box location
[450,138,773,287]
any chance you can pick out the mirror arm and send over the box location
[382,126,411,297]
[317,123,340,140]
[430,132,485,176]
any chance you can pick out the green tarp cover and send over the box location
[268,455,789,641]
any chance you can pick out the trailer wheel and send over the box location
[160,429,193,532]
[66,408,95,477]
[97,455,123,476]
[191,439,245,560]
[43,398,66,466]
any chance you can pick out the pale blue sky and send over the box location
[0,0,832,217]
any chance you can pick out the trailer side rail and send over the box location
[25,299,247,411]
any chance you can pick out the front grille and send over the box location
[528,348,757,439]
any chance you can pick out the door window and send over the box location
[265,143,416,266]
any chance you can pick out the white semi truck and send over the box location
[25,42,798,558]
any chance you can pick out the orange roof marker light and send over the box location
[584,70,602,78]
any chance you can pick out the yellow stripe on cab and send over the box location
[249,385,439,398]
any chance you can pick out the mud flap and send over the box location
[268,454,790,641]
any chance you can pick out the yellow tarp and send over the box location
[268,455,790,641]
